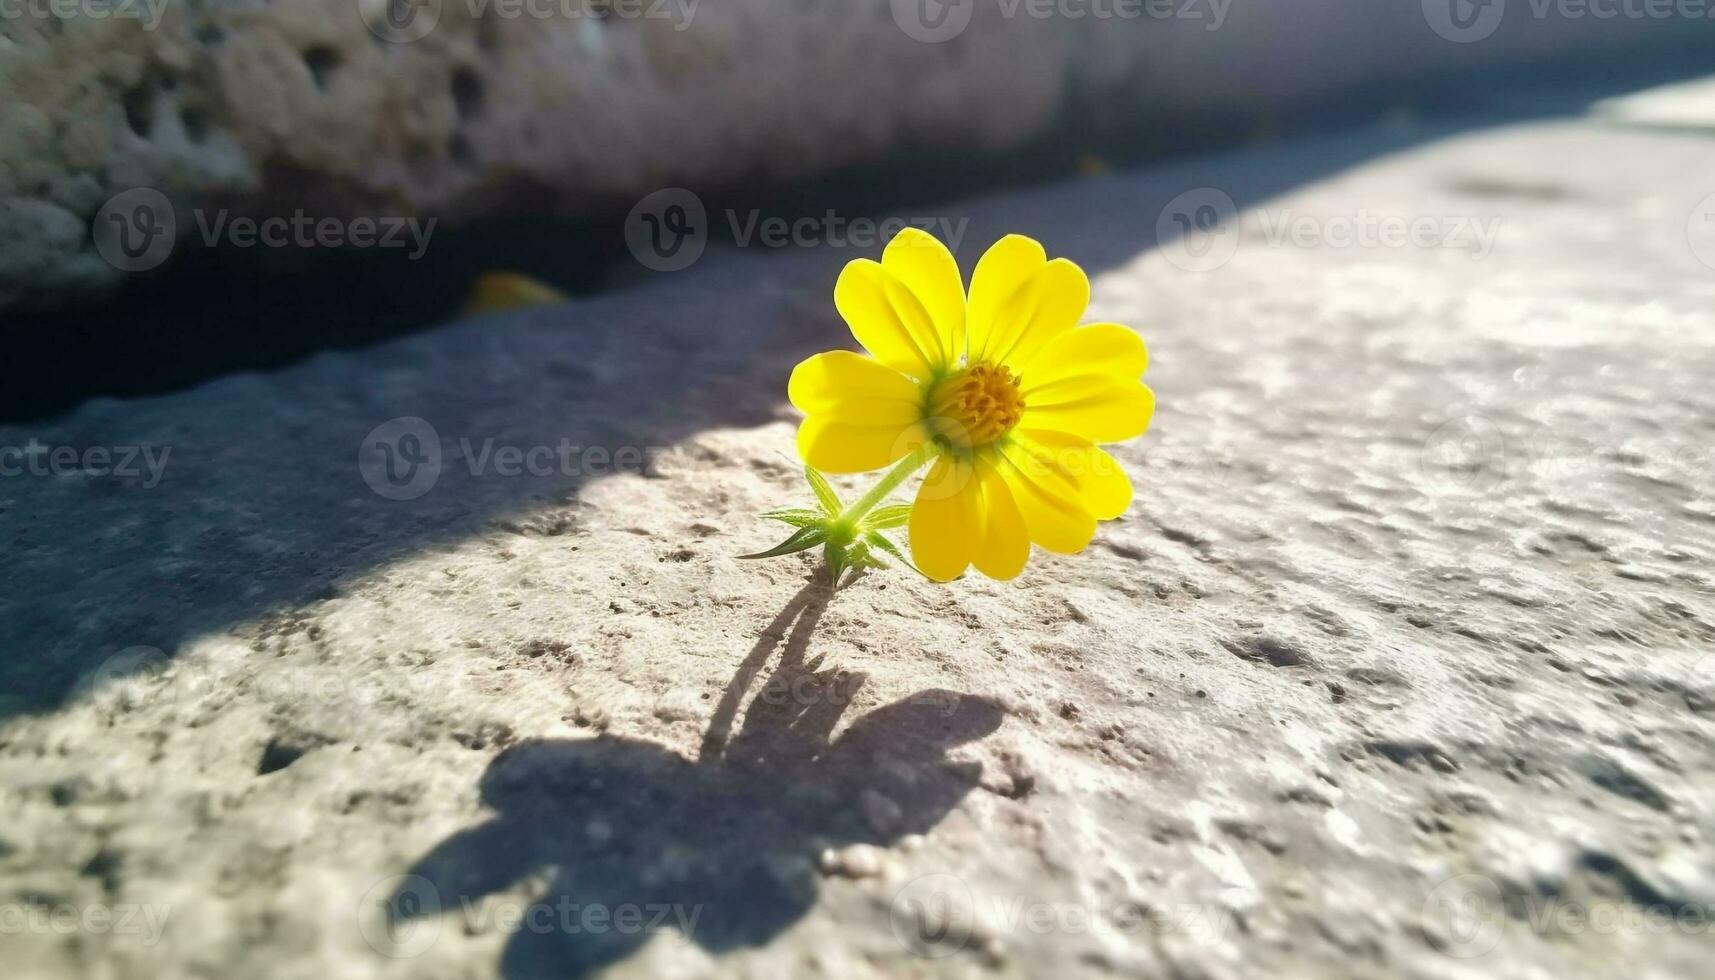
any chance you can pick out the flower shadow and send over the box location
[395,582,1004,978]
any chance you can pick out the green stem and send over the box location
[839,442,938,525]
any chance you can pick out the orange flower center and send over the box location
[929,362,1025,449]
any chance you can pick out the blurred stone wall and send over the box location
[2,0,1710,308]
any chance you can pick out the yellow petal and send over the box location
[882,228,965,369]
[834,260,935,380]
[968,234,1045,363]
[972,453,1030,580]
[992,258,1088,370]
[797,416,930,475]
[1016,323,1147,386]
[788,351,925,424]
[994,444,1097,555]
[909,455,983,581]
[1019,376,1155,444]
[1011,429,1133,521]
[462,271,568,314]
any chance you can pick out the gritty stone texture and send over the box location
[3,113,1715,978]
[5,0,1715,308]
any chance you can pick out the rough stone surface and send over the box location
[5,0,1715,308]
[4,110,1715,978]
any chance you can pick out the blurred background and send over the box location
[6,0,1715,420]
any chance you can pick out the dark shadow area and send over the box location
[3,59,1714,720]
[392,583,1004,977]
[7,45,1715,423]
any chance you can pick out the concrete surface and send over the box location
[2,105,1715,978]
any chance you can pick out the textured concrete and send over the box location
[3,109,1715,978]
[6,0,1715,308]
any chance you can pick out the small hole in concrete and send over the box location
[449,133,475,167]
[181,107,210,143]
[303,46,341,91]
[451,66,485,120]
[258,738,309,775]
[121,83,157,139]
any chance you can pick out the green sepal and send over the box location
[865,503,912,530]
[865,531,926,578]
[738,525,828,560]
[804,466,842,516]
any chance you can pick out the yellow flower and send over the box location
[788,230,1154,582]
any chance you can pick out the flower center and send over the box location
[928,362,1025,449]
